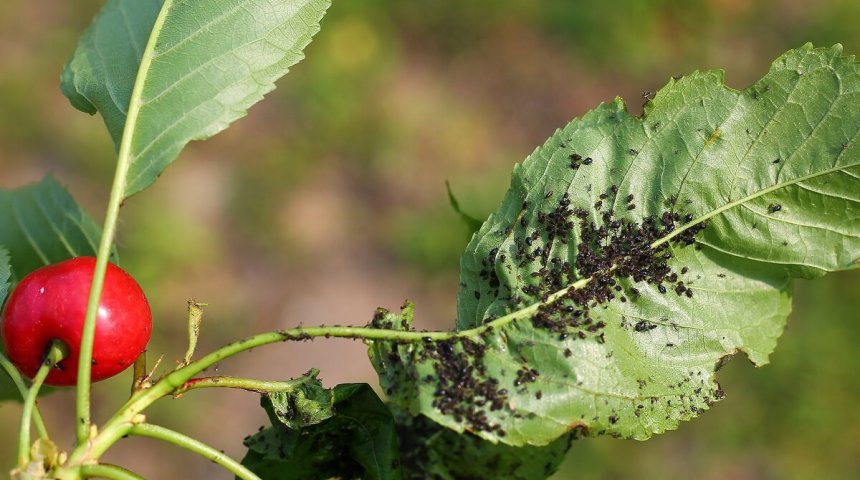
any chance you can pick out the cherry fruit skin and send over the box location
[1,257,152,386]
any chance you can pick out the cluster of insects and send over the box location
[505,171,708,337]
[418,337,510,435]
[375,150,719,436]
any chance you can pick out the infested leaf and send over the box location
[396,411,570,480]
[264,371,333,430]
[243,383,401,480]
[371,44,860,448]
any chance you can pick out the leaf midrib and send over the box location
[655,158,860,247]
[117,0,174,199]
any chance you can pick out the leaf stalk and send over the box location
[74,0,175,444]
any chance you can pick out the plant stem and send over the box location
[18,340,67,466]
[79,463,144,480]
[127,424,260,480]
[0,352,49,440]
[173,371,319,396]
[74,0,175,444]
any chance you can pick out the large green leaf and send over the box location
[243,383,402,480]
[0,176,108,282]
[61,0,330,198]
[371,44,860,448]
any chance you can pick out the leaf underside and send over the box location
[371,44,860,448]
[61,0,331,198]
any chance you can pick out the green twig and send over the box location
[0,352,49,441]
[18,340,67,466]
[80,463,145,480]
[127,424,260,480]
[75,0,175,444]
[173,370,319,396]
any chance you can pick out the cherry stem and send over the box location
[126,423,260,480]
[131,352,147,395]
[172,369,320,396]
[0,351,49,441]
[17,340,68,467]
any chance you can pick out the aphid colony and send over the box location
[376,151,712,436]
[497,168,706,336]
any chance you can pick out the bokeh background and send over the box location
[1,0,859,478]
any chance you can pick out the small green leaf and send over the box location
[373,44,860,448]
[61,0,331,198]
[243,383,401,480]
[446,180,483,236]
[0,176,110,281]
[264,371,333,429]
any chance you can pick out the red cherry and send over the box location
[1,257,152,386]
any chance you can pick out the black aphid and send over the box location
[634,321,658,332]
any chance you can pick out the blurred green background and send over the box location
[1,0,858,478]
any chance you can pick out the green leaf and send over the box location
[372,44,860,447]
[242,383,402,480]
[0,176,109,281]
[60,0,162,141]
[0,247,15,401]
[446,180,483,237]
[263,371,333,429]
[396,411,571,480]
[61,0,331,198]
[0,247,9,307]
